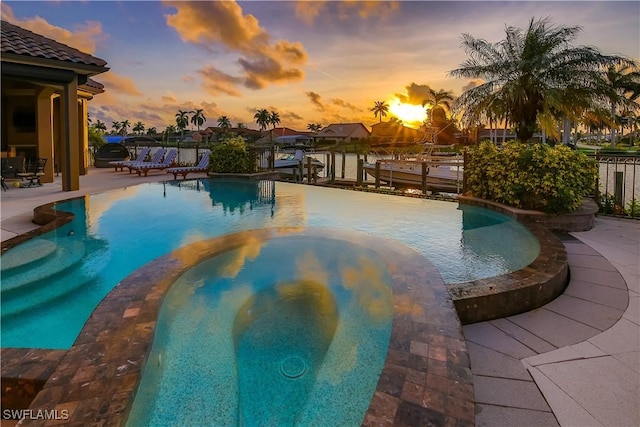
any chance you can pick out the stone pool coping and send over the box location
[5,227,474,426]
[451,197,569,324]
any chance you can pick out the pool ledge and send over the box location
[13,228,475,426]
[451,197,569,324]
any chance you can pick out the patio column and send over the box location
[60,77,80,191]
[36,87,56,183]
[78,98,88,175]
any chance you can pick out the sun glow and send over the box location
[388,99,428,128]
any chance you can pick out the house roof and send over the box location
[317,123,370,138]
[1,20,108,69]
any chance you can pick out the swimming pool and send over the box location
[0,178,539,349]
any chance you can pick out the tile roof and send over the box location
[1,20,107,68]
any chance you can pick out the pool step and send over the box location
[0,241,86,295]
[0,269,94,320]
[1,239,58,275]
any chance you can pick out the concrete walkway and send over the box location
[465,219,639,426]
[1,168,639,426]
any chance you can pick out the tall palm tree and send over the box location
[175,110,191,162]
[120,120,130,140]
[254,109,270,133]
[268,111,281,142]
[191,109,206,133]
[371,101,389,123]
[601,64,640,146]
[449,17,632,142]
[307,123,323,132]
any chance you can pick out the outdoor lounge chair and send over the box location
[124,149,166,173]
[16,158,47,187]
[130,149,178,177]
[109,147,150,171]
[166,150,211,180]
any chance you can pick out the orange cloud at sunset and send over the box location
[198,66,243,97]
[164,0,307,93]
[99,72,143,97]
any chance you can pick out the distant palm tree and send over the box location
[371,101,389,123]
[146,127,157,135]
[191,109,206,132]
[254,109,270,133]
[94,120,107,134]
[602,64,640,146]
[175,110,191,162]
[120,120,130,140]
[133,121,145,135]
[307,123,323,132]
[217,116,232,130]
[268,111,281,142]
[422,89,455,121]
[111,121,121,136]
[449,17,633,142]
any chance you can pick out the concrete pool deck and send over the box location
[1,167,638,426]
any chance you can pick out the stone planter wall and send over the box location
[457,196,598,232]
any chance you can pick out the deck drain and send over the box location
[279,356,307,379]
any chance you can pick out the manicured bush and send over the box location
[465,141,598,213]
[209,136,251,173]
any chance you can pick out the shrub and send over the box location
[465,141,598,213]
[209,136,251,173]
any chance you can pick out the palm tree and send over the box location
[268,111,281,143]
[307,123,323,132]
[601,64,640,146]
[254,109,270,133]
[449,17,632,142]
[422,88,455,119]
[371,101,389,123]
[133,121,145,135]
[94,120,107,134]
[217,116,232,130]
[146,127,157,135]
[175,110,191,162]
[120,120,130,139]
[191,109,206,133]
[111,121,121,136]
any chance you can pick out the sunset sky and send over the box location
[3,1,639,132]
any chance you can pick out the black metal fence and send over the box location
[592,152,640,218]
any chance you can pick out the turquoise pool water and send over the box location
[126,234,394,426]
[0,179,539,349]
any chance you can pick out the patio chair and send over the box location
[130,149,178,177]
[109,147,150,172]
[17,158,47,187]
[166,150,211,180]
[125,149,166,173]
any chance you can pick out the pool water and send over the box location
[0,179,539,349]
[126,234,394,426]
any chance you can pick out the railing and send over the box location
[249,144,275,173]
[592,152,640,218]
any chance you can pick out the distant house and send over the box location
[1,20,109,191]
[315,123,370,143]
[370,120,421,142]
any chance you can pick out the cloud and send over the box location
[198,66,243,97]
[395,83,435,105]
[462,79,483,92]
[161,92,178,103]
[164,1,307,93]
[99,72,143,96]
[1,3,105,55]
[331,98,361,111]
[305,91,326,111]
[295,1,399,24]
[295,1,326,25]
